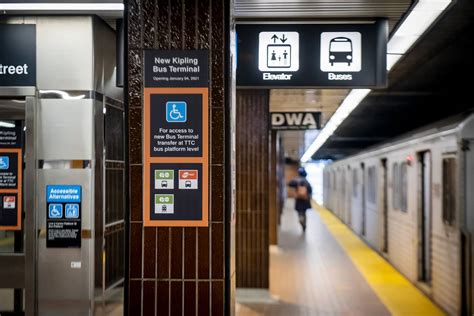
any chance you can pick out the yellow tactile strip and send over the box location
[314,203,446,316]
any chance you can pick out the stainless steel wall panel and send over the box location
[36,17,94,91]
[37,99,94,160]
[37,169,94,316]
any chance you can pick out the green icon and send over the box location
[155,170,174,189]
[155,170,174,180]
[155,194,174,214]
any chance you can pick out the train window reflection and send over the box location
[392,163,400,210]
[442,157,457,225]
[401,162,408,212]
[352,169,358,198]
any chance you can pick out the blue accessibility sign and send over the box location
[0,156,9,170]
[166,101,187,123]
[48,204,63,219]
[46,185,81,203]
[65,203,80,219]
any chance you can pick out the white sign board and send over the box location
[258,32,299,72]
[320,32,362,72]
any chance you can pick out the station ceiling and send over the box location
[314,0,474,160]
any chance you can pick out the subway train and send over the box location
[323,113,474,315]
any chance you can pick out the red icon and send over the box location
[3,196,16,209]
[179,170,198,180]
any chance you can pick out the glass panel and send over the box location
[442,157,456,225]
[401,163,408,212]
[105,106,124,161]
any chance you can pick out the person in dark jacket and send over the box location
[288,167,313,232]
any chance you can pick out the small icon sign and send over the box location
[320,32,362,72]
[259,32,299,72]
[179,170,198,189]
[166,101,187,123]
[155,194,174,214]
[48,204,63,219]
[0,156,9,170]
[3,196,15,209]
[155,170,174,189]
[65,204,80,219]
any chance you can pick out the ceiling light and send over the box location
[300,0,452,162]
[0,3,124,11]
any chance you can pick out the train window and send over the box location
[367,167,376,203]
[392,163,400,209]
[352,169,358,198]
[401,162,408,212]
[442,157,457,225]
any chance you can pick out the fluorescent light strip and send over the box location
[301,0,452,162]
[0,3,124,11]
[0,121,15,128]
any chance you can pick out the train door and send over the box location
[418,151,432,283]
[361,163,366,236]
[0,95,36,315]
[462,140,473,315]
[381,159,388,253]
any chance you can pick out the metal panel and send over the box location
[37,99,94,160]
[37,169,93,316]
[36,17,94,91]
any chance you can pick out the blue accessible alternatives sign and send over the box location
[0,156,9,169]
[46,185,81,203]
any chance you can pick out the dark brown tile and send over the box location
[130,165,143,222]
[170,282,182,316]
[144,227,156,278]
[156,281,169,315]
[170,228,183,279]
[157,228,170,279]
[211,223,224,279]
[128,1,142,49]
[143,280,156,316]
[197,0,211,50]
[155,0,170,50]
[169,0,183,50]
[212,281,224,316]
[142,0,156,49]
[128,107,142,165]
[198,281,210,316]
[210,165,224,222]
[184,227,196,279]
[184,281,196,315]
[211,108,225,165]
[197,228,210,279]
[184,0,197,49]
[129,280,142,315]
[130,223,142,279]
[128,50,142,108]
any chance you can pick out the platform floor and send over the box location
[236,199,444,316]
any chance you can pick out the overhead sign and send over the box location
[236,21,387,88]
[46,185,82,248]
[0,126,22,231]
[143,50,209,227]
[0,24,36,87]
[271,112,321,130]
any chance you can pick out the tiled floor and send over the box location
[236,199,391,316]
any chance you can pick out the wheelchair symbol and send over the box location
[48,204,63,219]
[166,101,187,123]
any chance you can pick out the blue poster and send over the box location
[46,185,81,203]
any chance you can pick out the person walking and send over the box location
[289,167,313,232]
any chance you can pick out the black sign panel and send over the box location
[236,21,387,88]
[271,112,321,130]
[143,50,209,227]
[0,24,36,87]
[144,50,208,88]
[149,94,203,157]
[46,185,82,248]
[0,127,22,148]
